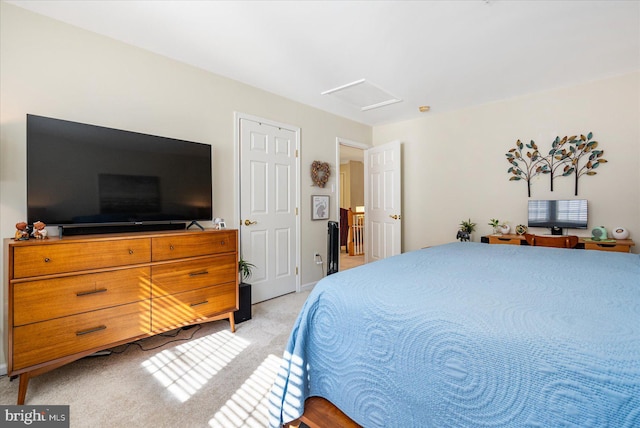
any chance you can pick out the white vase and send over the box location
[612,227,629,240]
[499,224,511,235]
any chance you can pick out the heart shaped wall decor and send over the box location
[311,161,330,188]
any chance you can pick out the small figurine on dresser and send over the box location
[31,221,48,239]
[14,222,30,240]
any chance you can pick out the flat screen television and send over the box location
[27,114,212,234]
[528,199,588,235]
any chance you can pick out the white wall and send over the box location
[373,72,640,253]
[0,2,372,365]
[1,2,638,371]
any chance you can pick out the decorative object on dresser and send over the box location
[591,226,608,241]
[498,223,511,235]
[456,219,476,242]
[14,222,30,241]
[4,229,238,404]
[488,218,501,234]
[612,226,630,240]
[515,224,528,235]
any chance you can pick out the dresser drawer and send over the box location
[584,242,631,253]
[12,267,151,326]
[488,236,522,245]
[12,238,151,278]
[152,282,236,332]
[151,254,236,297]
[152,231,236,261]
[12,301,150,371]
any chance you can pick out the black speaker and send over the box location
[327,221,339,275]
[234,283,252,324]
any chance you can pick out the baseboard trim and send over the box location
[300,281,317,292]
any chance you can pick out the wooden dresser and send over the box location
[4,229,238,404]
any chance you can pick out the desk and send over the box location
[485,234,635,253]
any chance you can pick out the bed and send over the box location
[268,242,640,427]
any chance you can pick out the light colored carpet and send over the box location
[339,251,364,271]
[0,289,311,427]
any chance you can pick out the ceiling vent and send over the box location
[321,79,402,111]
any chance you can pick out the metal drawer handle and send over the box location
[170,245,175,250]
[76,325,106,336]
[129,249,134,255]
[189,270,209,277]
[76,288,107,297]
[189,300,209,307]
[44,257,51,263]
[220,241,225,245]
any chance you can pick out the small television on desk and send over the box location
[528,199,588,235]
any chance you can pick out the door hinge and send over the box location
[295,207,298,215]
[295,149,298,158]
[296,267,299,275]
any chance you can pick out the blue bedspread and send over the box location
[268,242,640,427]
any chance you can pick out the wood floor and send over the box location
[285,397,362,428]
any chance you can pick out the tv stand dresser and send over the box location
[3,229,238,404]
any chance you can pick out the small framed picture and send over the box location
[311,195,329,220]
[218,221,226,229]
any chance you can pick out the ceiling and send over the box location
[8,0,640,126]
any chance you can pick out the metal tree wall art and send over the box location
[506,132,606,196]
[546,136,574,191]
[564,133,607,196]
[506,139,550,197]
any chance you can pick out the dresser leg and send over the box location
[17,373,30,405]
[229,312,236,333]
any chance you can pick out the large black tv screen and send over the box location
[27,114,212,227]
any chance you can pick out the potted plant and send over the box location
[235,257,255,324]
[239,257,255,284]
[489,218,501,235]
[457,219,476,242]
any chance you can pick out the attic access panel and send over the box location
[322,79,402,111]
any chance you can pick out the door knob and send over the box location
[244,219,257,226]
[389,214,402,220]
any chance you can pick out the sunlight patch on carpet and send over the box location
[141,329,250,403]
[208,354,283,427]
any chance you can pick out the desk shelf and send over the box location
[485,234,635,253]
